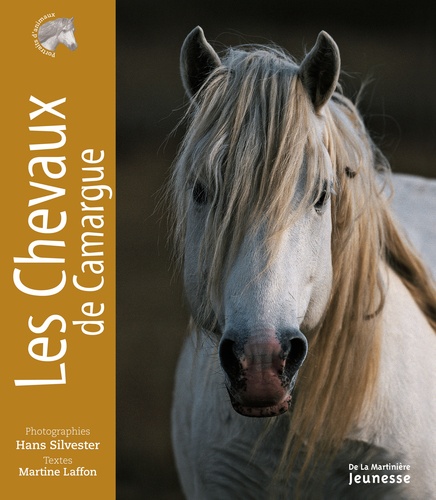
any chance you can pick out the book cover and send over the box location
[3,2,432,499]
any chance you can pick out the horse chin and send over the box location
[227,389,292,418]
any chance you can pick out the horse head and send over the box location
[178,27,340,417]
[38,18,77,52]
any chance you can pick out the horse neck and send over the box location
[41,35,59,51]
[355,264,436,473]
[379,265,435,390]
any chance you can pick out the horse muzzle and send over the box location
[219,328,308,417]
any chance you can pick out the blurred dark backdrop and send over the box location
[116,2,435,498]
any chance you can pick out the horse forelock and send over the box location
[62,18,75,31]
[170,42,436,482]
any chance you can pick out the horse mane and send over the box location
[38,18,72,42]
[171,43,436,483]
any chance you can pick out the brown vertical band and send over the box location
[2,4,115,498]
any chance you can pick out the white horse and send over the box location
[171,27,436,499]
[38,18,77,52]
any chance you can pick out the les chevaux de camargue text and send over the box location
[13,95,112,387]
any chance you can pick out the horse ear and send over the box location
[180,26,221,98]
[299,31,340,111]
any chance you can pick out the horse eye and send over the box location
[192,182,208,205]
[314,182,330,214]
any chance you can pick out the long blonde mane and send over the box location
[171,44,436,480]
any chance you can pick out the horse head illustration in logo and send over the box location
[38,17,78,52]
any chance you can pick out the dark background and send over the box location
[116,2,435,498]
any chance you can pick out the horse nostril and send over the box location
[285,336,308,374]
[219,339,240,380]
